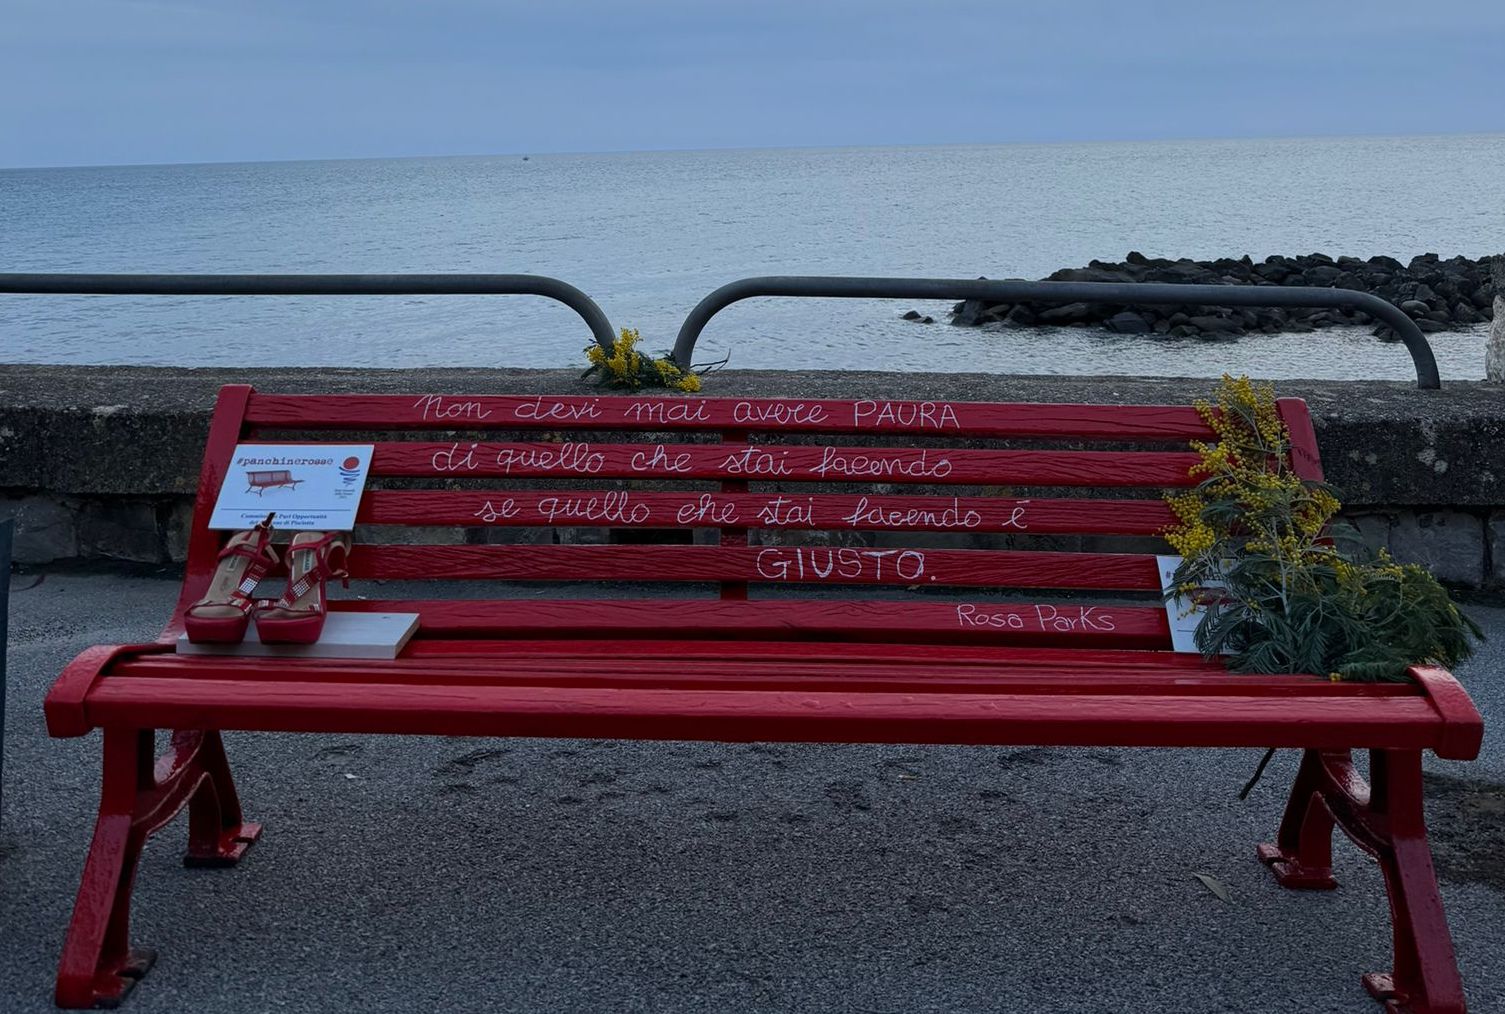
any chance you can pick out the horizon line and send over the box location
[3,128,1501,173]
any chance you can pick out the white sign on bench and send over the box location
[209,443,373,531]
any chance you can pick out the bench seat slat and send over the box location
[332,598,1170,648]
[348,544,1163,590]
[111,654,1417,699]
[246,393,1215,440]
[359,490,1176,535]
[394,639,1225,668]
[82,677,1446,751]
[366,441,1203,487]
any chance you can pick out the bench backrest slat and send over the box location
[246,393,1215,440]
[350,544,1162,590]
[370,441,1204,487]
[334,598,1168,648]
[358,491,1174,535]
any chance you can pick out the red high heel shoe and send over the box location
[253,531,351,645]
[184,515,280,644]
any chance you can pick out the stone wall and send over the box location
[2,365,1502,590]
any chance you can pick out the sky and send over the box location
[2,0,1503,168]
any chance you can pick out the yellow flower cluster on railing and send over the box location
[584,327,702,393]
[1164,375,1480,682]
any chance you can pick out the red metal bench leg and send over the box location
[182,730,262,868]
[56,730,157,1009]
[55,729,261,1009]
[1359,750,1466,1014]
[1257,747,1339,889]
[1259,748,1466,1014]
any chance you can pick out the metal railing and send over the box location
[0,273,618,354]
[672,276,1442,389]
[0,271,1444,388]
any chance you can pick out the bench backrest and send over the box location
[176,386,1324,652]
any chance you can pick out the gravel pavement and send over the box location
[2,573,1503,1013]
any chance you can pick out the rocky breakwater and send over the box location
[947,253,1498,339]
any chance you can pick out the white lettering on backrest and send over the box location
[852,400,961,430]
[494,442,605,476]
[414,395,494,422]
[473,498,520,522]
[536,491,650,525]
[432,442,479,472]
[512,396,602,422]
[756,496,814,527]
[814,446,952,480]
[753,547,925,582]
[1032,605,1116,632]
[837,496,991,530]
[630,444,693,473]
[955,604,1026,629]
[626,400,711,424]
[721,446,793,476]
[676,494,740,526]
[731,401,829,426]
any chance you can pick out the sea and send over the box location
[1,134,1501,380]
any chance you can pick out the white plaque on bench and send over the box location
[1157,555,1234,655]
[175,612,420,660]
[209,443,374,531]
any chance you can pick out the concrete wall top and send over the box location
[1,365,1502,507]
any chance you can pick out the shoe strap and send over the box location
[275,533,350,608]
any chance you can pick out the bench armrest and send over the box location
[45,644,166,737]
[1411,665,1485,761]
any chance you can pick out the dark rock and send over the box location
[920,316,934,324]
[1048,267,1134,284]
[1003,305,1038,326]
[1125,251,1150,265]
[954,299,988,327]
[1414,283,1438,302]
[1454,302,1479,324]
[1036,302,1097,324]
[1303,265,1343,285]
[1105,311,1152,334]
[901,309,923,321]
[1188,315,1243,333]
[1416,319,1448,332]
[1400,299,1431,316]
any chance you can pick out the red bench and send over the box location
[45,385,1483,1012]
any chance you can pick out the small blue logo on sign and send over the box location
[339,455,362,485]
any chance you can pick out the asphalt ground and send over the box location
[2,573,1502,1013]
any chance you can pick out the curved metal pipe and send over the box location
[673,275,1441,389]
[0,272,618,353]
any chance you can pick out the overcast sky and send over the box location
[3,0,1502,168]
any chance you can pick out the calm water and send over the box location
[1,135,1501,379]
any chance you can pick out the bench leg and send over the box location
[1259,748,1466,1014]
[1256,747,1339,889]
[182,730,262,867]
[1359,750,1466,1014]
[55,729,261,1009]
